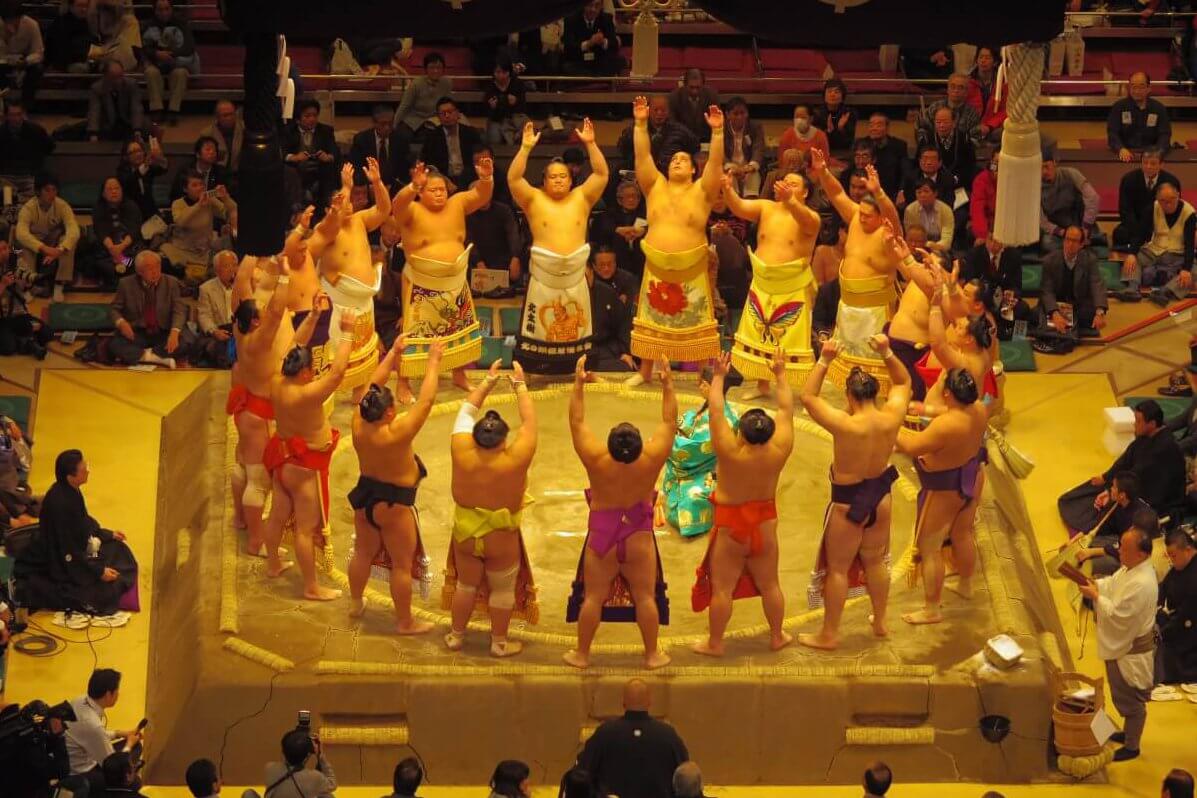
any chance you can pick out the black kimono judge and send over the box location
[15,450,138,615]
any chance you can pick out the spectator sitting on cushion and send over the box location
[967,46,1006,141]
[0,412,38,528]
[589,179,646,278]
[282,98,339,212]
[902,178,954,253]
[199,99,245,174]
[109,250,197,368]
[1156,528,1197,685]
[170,135,228,201]
[722,96,765,198]
[419,96,482,192]
[1108,71,1172,163]
[465,179,522,284]
[1117,183,1195,305]
[897,146,954,211]
[0,238,51,359]
[1039,150,1101,254]
[839,140,874,191]
[194,249,237,368]
[393,51,452,152]
[141,0,198,125]
[483,56,529,146]
[1038,225,1107,336]
[15,172,79,302]
[926,104,977,197]
[117,136,169,224]
[84,59,145,143]
[160,171,236,282]
[1114,149,1181,255]
[589,242,637,308]
[778,103,830,165]
[349,105,409,193]
[0,5,45,111]
[92,176,144,288]
[586,249,635,372]
[970,155,998,242]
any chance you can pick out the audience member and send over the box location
[863,761,892,798]
[420,96,481,192]
[92,176,144,287]
[0,101,54,179]
[386,757,422,798]
[590,179,646,277]
[903,178,954,253]
[722,96,764,197]
[762,147,805,200]
[708,187,750,308]
[1058,399,1185,531]
[471,143,511,206]
[64,669,140,795]
[1114,149,1181,255]
[199,99,244,175]
[779,103,831,165]
[1039,150,1100,253]
[969,156,997,241]
[466,181,522,282]
[926,105,978,197]
[0,239,50,358]
[373,221,403,349]
[84,59,145,142]
[264,729,337,798]
[586,249,634,372]
[349,105,408,192]
[1076,473,1155,570]
[1118,183,1194,304]
[897,146,954,210]
[857,112,905,197]
[1157,529,1197,685]
[109,250,196,367]
[0,3,44,110]
[282,98,339,212]
[1163,770,1195,798]
[563,0,624,76]
[89,0,140,71]
[669,68,719,142]
[185,758,220,798]
[16,173,79,302]
[141,0,197,125]
[918,73,982,146]
[44,0,93,72]
[558,766,596,798]
[117,136,169,225]
[902,45,953,80]
[1108,72,1172,162]
[964,234,1022,311]
[814,77,856,153]
[577,679,688,798]
[967,46,1006,141]
[1078,525,1158,762]
[102,750,148,798]
[161,173,235,282]
[170,135,227,201]
[393,51,451,151]
[483,57,529,145]
[488,760,530,798]
[671,762,710,798]
[1037,225,1107,336]
[616,94,698,173]
[195,249,236,368]
[839,140,873,190]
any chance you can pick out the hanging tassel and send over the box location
[630,9,659,78]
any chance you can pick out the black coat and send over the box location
[348,127,410,190]
[900,166,955,208]
[860,135,907,197]
[1118,167,1181,251]
[577,710,689,798]
[280,121,340,164]
[1039,248,1107,316]
[962,244,1022,295]
[0,121,54,177]
[418,124,483,189]
[563,10,619,63]
[117,161,168,221]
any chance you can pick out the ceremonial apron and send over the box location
[630,241,721,362]
[319,263,381,391]
[399,245,483,376]
[732,249,816,385]
[515,243,593,374]
[828,268,897,392]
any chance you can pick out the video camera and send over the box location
[0,700,76,764]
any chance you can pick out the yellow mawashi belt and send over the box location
[453,504,524,557]
[748,249,814,294]
[839,268,897,308]
[640,240,709,281]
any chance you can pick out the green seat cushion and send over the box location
[1124,395,1190,425]
[999,339,1036,372]
[48,303,114,332]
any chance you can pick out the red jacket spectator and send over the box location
[970,166,997,241]
[966,79,1007,134]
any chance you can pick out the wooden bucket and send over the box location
[1052,671,1105,757]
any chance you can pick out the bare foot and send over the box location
[233,515,247,531]
[348,597,366,618]
[644,649,672,670]
[740,381,773,402]
[901,608,943,625]
[303,586,342,601]
[248,543,288,559]
[490,639,524,657]
[396,618,435,635]
[266,559,294,577]
[562,649,590,669]
[623,373,647,387]
[444,630,466,651]
[394,382,416,405]
[798,631,838,651]
[770,630,794,650]
[949,576,974,599]
[452,370,472,391]
[868,613,889,638]
[692,639,725,657]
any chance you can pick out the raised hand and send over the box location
[427,339,445,365]
[720,172,734,193]
[809,148,827,174]
[341,161,355,189]
[882,219,910,260]
[575,354,589,383]
[391,333,408,355]
[512,360,526,382]
[655,353,673,384]
[704,104,724,130]
[821,338,840,361]
[632,96,649,123]
[521,120,540,150]
[297,204,315,231]
[771,346,787,377]
[411,161,428,191]
[313,290,331,315]
[867,334,891,357]
[576,117,595,145]
[488,358,502,379]
[864,164,882,195]
[773,179,792,203]
[339,309,359,333]
[476,156,494,180]
[365,156,382,185]
[714,351,731,377]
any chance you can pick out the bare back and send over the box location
[584,450,668,511]
[644,180,711,252]
[451,441,529,513]
[829,408,903,485]
[842,217,896,281]
[353,416,422,486]
[272,378,333,448]
[523,190,591,255]
[755,202,815,265]
[918,405,988,472]
[713,437,793,504]
[398,200,468,263]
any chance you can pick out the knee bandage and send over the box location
[485,564,519,610]
[243,463,270,508]
[457,580,479,595]
[231,462,246,494]
[453,402,482,436]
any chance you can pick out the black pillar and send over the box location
[238,31,287,256]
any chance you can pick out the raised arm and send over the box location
[769,348,795,454]
[507,121,539,212]
[800,339,851,433]
[292,292,330,348]
[896,414,952,457]
[576,118,610,207]
[721,173,763,223]
[508,361,538,463]
[304,310,357,401]
[256,251,295,340]
[926,285,968,371]
[455,157,495,215]
[873,334,912,418]
[865,165,901,232]
[782,183,821,237]
[393,340,443,435]
[307,202,340,260]
[700,105,726,200]
[810,148,857,224]
[359,157,392,230]
[367,333,404,389]
[392,161,427,223]
[569,355,605,462]
[631,96,662,193]
[647,355,679,461]
[707,353,736,455]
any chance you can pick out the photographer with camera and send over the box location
[65,669,144,795]
[263,714,337,798]
[0,699,77,798]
